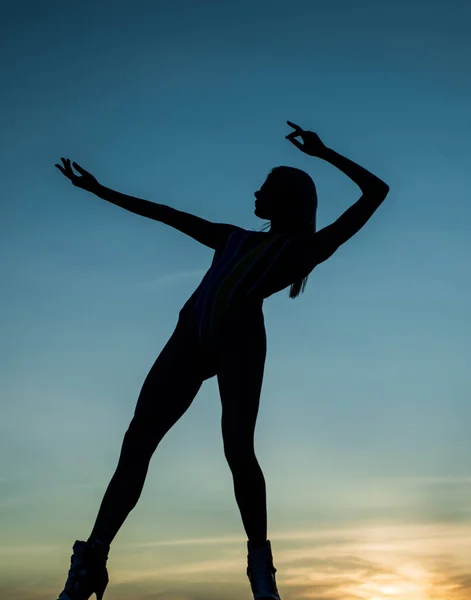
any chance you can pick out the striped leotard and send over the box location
[180,227,317,348]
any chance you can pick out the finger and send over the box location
[288,138,303,150]
[72,161,87,175]
[55,164,67,176]
[285,132,299,140]
[61,157,72,173]
[286,120,303,132]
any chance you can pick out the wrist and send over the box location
[92,182,106,197]
[319,146,333,160]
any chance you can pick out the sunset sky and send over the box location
[1,1,470,599]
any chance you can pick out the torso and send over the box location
[180,228,317,348]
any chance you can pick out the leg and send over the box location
[88,316,207,547]
[216,312,268,546]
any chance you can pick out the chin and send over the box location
[255,207,269,219]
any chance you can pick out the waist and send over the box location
[181,294,264,332]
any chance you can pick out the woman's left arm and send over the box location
[308,184,390,265]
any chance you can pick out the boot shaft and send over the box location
[56,540,110,600]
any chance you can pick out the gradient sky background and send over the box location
[1,1,470,599]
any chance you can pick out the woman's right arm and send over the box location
[55,158,240,250]
[94,184,170,220]
[94,185,241,250]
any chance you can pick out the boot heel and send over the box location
[94,571,109,600]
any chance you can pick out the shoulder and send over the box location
[213,224,248,249]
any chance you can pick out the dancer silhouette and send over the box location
[54,121,389,600]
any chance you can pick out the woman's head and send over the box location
[254,166,318,299]
[254,166,317,233]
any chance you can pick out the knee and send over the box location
[223,440,257,471]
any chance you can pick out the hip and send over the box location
[179,296,266,350]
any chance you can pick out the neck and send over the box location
[268,219,293,234]
[268,221,310,235]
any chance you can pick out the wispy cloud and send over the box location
[9,260,206,293]
[98,522,471,599]
[372,475,471,487]
[5,521,469,598]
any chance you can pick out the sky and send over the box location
[1,0,470,599]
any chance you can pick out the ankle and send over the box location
[87,537,110,550]
[248,539,269,548]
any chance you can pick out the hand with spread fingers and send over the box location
[285,121,328,158]
[55,158,100,192]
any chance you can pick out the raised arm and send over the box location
[94,184,240,250]
[55,158,241,250]
[310,146,389,263]
[310,183,389,264]
[285,122,390,265]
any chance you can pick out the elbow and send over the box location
[372,181,390,199]
[361,179,390,197]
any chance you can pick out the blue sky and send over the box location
[1,1,470,599]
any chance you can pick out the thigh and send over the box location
[216,310,267,454]
[131,312,208,429]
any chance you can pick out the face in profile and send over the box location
[254,176,284,221]
[255,168,317,236]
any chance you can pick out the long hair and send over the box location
[256,166,318,299]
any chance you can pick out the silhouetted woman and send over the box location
[54,121,389,600]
